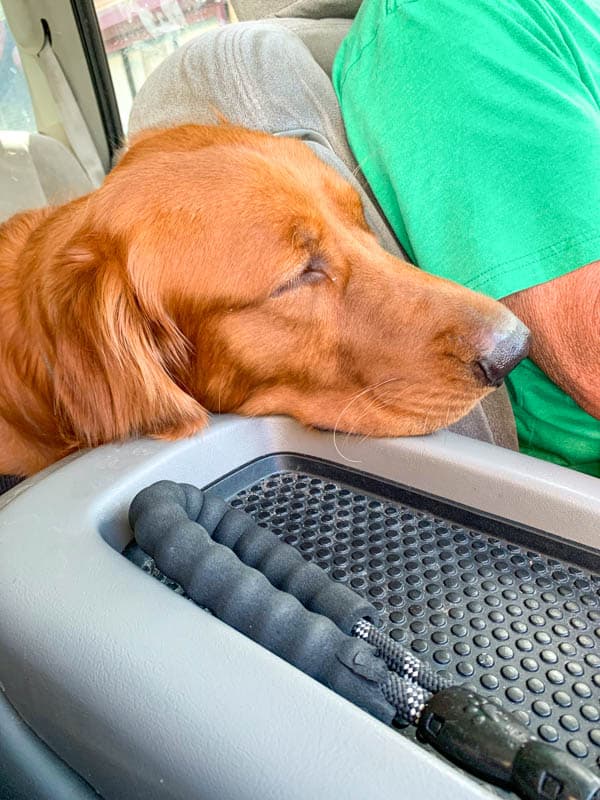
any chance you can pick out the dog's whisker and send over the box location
[344,392,383,439]
[350,146,379,180]
[332,376,403,464]
[349,380,430,448]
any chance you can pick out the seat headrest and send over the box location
[230,0,361,21]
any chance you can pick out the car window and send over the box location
[0,1,36,131]
[93,0,235,130]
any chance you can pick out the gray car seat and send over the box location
[128,0,519,451]
[0,130,92,223]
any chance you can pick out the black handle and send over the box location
[418,688,600,800]
[129,481,395,724]
[514,742,600,800]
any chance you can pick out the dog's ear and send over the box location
[46,230,208,449]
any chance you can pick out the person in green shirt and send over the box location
[333,0,600,477]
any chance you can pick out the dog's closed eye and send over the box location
[271,257,328,298]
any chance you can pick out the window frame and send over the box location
[70,0,123,162]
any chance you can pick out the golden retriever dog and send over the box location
[0,124,529,476]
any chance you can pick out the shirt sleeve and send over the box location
[333,0,600,299]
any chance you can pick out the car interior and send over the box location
[0,2,599,799]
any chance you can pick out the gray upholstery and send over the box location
[231,0,362,20]
[273,16,351,74]
[129,21,518,450]
[0,131,92,222]
[479,390,519,451]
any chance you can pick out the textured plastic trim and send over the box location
[130,454,600,767]
[0,691,98,800]
[0,415,599,800]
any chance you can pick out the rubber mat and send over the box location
[124,454,600,773]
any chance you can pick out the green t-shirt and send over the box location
[333,0,600,477]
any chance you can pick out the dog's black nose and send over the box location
[476,323,531,387]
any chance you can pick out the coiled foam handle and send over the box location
[129,480,394,724]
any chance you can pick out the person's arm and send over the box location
[502,261,600,419]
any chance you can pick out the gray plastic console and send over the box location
[1,415,599,800]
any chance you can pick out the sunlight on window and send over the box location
[94,0,235,130]
[0,3,36,131]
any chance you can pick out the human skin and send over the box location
[503,260,600,419]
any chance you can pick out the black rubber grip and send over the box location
[418,687,600,800]
[129,481,394,723]
[178,484,378,634]
[514,741,600,800]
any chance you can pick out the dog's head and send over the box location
[45,124,528,449]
